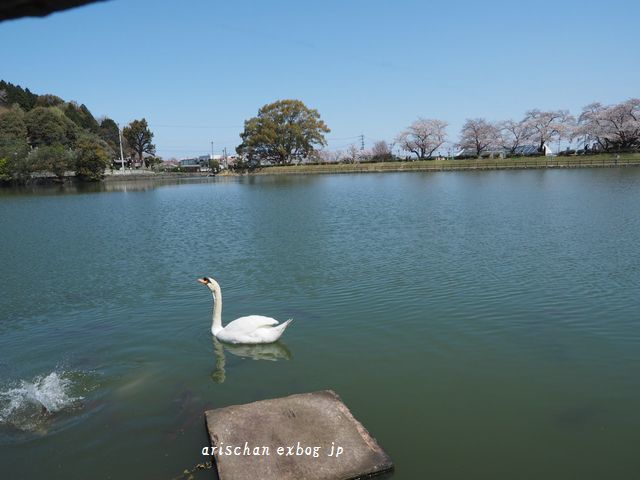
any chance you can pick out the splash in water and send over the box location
[0,372,82,433]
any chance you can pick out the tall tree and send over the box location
[396,118,448,159]
[237,99,330,165]
[458,118,500,157]
[123,118,155,167]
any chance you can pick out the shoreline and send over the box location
[108,154,640,180]
[102,171,214,182]
[3,154,639,187]
[246,157,640,176]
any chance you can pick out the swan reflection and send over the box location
[211,338,292,383]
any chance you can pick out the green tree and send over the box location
[0,105,30,181]
[35,94,65,108]
[237,99,330,165]
[1,139,34,182]
[0,157,9,182]
[123,118,155,167]
[24,106,78,147]
[64,102,99,132]
[29,145,74,181]
[0,80,37,111]
[73,133,110,181]
[98,117,121,153]
[0,104,27,138]
[145,155,162,169]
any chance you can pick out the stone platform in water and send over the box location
[204,390,393,480]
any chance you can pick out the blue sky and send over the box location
[1,0,638,158]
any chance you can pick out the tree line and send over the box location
[234,97,639,167]
[356,99,640,162]
[0,80,157,183]
[3,82,637,180]
[330,100,635,164]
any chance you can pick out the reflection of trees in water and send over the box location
[211,338,292,384]
[0,177,225,197]
[0,175,321,199]
[241,174,319,187]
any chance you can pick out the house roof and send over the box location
[513,145,540,155]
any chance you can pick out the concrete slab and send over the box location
[204,390,393,480]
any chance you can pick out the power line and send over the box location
[151,124,243,129]
[157,148,220,153]
[325,135,361,141]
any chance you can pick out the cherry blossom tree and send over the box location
[344,144,371,163]
[523,109,574,152]
[396,118,448,159]
[458,118,501,157]
[315,149,343,163]
[499,119,532,154]
[576,99,640,151]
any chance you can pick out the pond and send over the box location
[1,169,639,479]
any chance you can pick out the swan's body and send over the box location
[198,277,292,344]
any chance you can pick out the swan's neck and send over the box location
[211,283,223,335]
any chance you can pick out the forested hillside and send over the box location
[0,80,155,182]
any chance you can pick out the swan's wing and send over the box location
[223,315,279,334]
[217,316,292,344]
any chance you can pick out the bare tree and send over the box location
[523,109,574,152]
[499,119,531,154]
[458,118,501,157]
[576,99,640,151]
[371,140,392,161]
[396,118,448,160]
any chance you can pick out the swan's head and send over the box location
[197,277,219,294]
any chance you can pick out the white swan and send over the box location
[197,277,292,344]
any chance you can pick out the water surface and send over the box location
[1,169,639,479]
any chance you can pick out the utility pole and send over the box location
[360,134,364,151]
[118,123,125,171]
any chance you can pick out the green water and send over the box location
[1,170,639,479]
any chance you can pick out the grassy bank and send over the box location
[245,153,640,176]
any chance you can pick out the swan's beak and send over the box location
[197,278,208,285]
